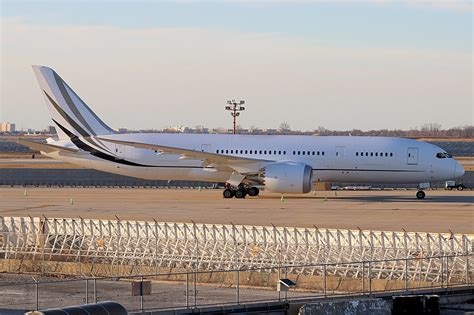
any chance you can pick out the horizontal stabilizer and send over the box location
[17,139,79,154]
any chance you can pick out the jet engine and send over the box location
[262,163,313,194]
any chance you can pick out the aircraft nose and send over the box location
[454,162,465,179]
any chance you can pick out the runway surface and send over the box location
[0,188,472,233]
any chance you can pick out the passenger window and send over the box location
[375,153,378,156]
[302,151,305,155]
[283,151,286,155]
[322,152,325,156]
[298,151,301,155]
[370,152,373,156]
[293,151,296,155]
[390,153,393,157]
[356,152,358,156]
[317,151,320,156]
[278,150,281,155]
[385,153,388,157]
[268,151,271,155]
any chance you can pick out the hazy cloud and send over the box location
[1,17,472,131]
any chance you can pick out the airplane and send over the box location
[19,65,465,200]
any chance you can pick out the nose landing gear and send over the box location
[223,185,260,199]
[416,190,426,199]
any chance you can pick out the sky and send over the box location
[1,0,472,131]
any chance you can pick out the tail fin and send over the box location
[32,65,115,139]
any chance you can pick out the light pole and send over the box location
[225,100,245,135]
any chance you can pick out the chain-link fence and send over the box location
[0,254,471,313]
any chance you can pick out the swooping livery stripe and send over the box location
[53,119,205,169]
[44,90,112,153]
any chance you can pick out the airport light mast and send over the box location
[225,100,245,134]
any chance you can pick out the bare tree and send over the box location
[278,122,291,133]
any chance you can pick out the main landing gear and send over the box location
[416,190,426,199]
[223,185,260,199]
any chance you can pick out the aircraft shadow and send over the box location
[261,194,473,203]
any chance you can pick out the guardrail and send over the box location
[0,254,472,312]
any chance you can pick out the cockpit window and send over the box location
[436,152,452,159]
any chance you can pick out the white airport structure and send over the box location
[19,65,465,199]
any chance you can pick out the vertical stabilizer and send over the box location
[32,65,115,139]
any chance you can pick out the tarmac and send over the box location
[0,188,472,233]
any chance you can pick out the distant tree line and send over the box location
[311,124,473,138]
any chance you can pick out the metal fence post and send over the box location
[35,280,39,310]
[236,270,240,304]
[446,256,449,289]
[441,256,444,289]
[361,262,365,293]
[405,258,408,291]
[85,279,89,304]
[93,278,97,302]
[186,272,189,308]
[323,264,327,298]
[278,266,281,302]
[466,254,470,284]
[193,271,197,308]
[140,276,144,312]
[368,261,372,296]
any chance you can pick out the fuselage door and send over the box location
[335,146,346,158]
[201,144,212,153]
[115,144,126,160]
[407,147,418,165]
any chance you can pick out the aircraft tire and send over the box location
[235,189,246,199]
[247,187,260,197]
[416,190,425,199]
[223,189,235,199]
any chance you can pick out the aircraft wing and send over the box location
[96,137,266,175]
[17,139,79,154]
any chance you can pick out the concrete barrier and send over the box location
[299,299,391,315]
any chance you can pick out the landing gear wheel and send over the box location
[416,190,426,199]
[457,186,464,191]
[235,189,247,199]
[223,188,235,199]
[447,186,452,190]
[247,187,260,197]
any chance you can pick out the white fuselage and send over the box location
[44,133,464,187]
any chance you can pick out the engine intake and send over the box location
[263,163,313,194]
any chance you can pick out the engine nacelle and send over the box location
[263,163,313,194]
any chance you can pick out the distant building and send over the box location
[115,128,128,133]
[46,125,56,134]
[0,122,16,133]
